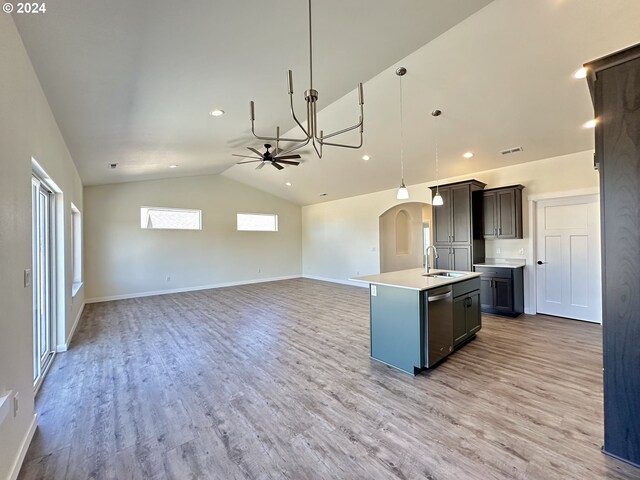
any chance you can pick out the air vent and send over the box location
[108,163,118,169]
[500,147,524,155]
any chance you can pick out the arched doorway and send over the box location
[379,202,431,273]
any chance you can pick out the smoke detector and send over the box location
[108,163,118,169]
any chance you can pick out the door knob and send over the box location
[537,260,546,265]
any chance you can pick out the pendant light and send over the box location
[396,67,409,200]
[431,109,444,206]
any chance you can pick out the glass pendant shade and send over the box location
[432,192,444,206]
[397,183,409,200]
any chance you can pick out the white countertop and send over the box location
[350,268,481,291]
[473,258,525,269]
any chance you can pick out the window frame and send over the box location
[71,203,82,296]
[140,206,203,231]
[236,212,279,232]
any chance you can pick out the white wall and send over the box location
[84,175,302,301]
[0,14,84,479]
[302,150,599,302]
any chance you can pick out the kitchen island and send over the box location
[351,268,482,375]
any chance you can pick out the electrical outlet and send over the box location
[24,269,32,287]
[13,392,19,417]
[166,276,171,282]
[496,248,502,254]
[518,248,525,255]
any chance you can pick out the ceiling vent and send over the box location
[108,163,118,169]
[501,146,524,155]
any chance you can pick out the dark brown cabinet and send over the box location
[431,180,485,271]
[474,266,523,317]
[482,185,524,239]
[585,43,640,467]
[452,278,481,347]
[434,246,470,271]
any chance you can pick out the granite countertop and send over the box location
[473,258,526,268]
[350,268,481,291]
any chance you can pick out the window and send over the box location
[141,207,202,230]
[71,203,82,296]
[237,213,278,232]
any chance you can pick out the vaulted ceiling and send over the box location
[14,0,640,205]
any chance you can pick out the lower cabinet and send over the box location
[475,266,524,317]
[434,245,471,271]
[451,277,481,347]
[453,290,481,347]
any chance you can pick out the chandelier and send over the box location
[247,0,364,158]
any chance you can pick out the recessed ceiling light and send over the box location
[285,182,292,186]
[574,67,588,79]
[463,152,474,159]
[584,119,597,129]
[169,164,178,169]
[362,154,370,161]
[209,109,225,117]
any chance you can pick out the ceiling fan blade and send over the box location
[274,154,301,160]
[233,154,261,159]
[256,162,266,170]
[237,160,263,164]
[274,160,300,166]
[247,147,263,157]
[272,162,285,170]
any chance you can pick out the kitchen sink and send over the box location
[423,272,466,279]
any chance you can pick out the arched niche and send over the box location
[379,202,432,273]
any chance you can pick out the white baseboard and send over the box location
[84,275,303,304]
[8,414,37,480]
[56,301,85,352]
[302,275,368,288]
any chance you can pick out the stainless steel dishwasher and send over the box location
[424,286,453,367]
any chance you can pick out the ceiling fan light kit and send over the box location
[233,143,301,170]
[431,109,444,206]
[244,0,364,160]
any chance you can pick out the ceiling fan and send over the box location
[233,144,301,170]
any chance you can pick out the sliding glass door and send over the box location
[32,175,54,386]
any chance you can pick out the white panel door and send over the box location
[536,195,601,323]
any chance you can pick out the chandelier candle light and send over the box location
[247,0,364,159]
[432,109,444,206]
[396,67,409,200]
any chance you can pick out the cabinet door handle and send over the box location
[498,227,502,235]
[494,228,497,235]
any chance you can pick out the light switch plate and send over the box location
[371,285,377,296]
[24,269,32,287]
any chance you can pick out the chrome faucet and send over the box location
[425,246,439,273]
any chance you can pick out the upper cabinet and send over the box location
[430,180,486,271]
[482,185,524,239]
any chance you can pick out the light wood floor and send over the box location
[19,278,640,479]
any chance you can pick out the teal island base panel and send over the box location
[370,285,422,375]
